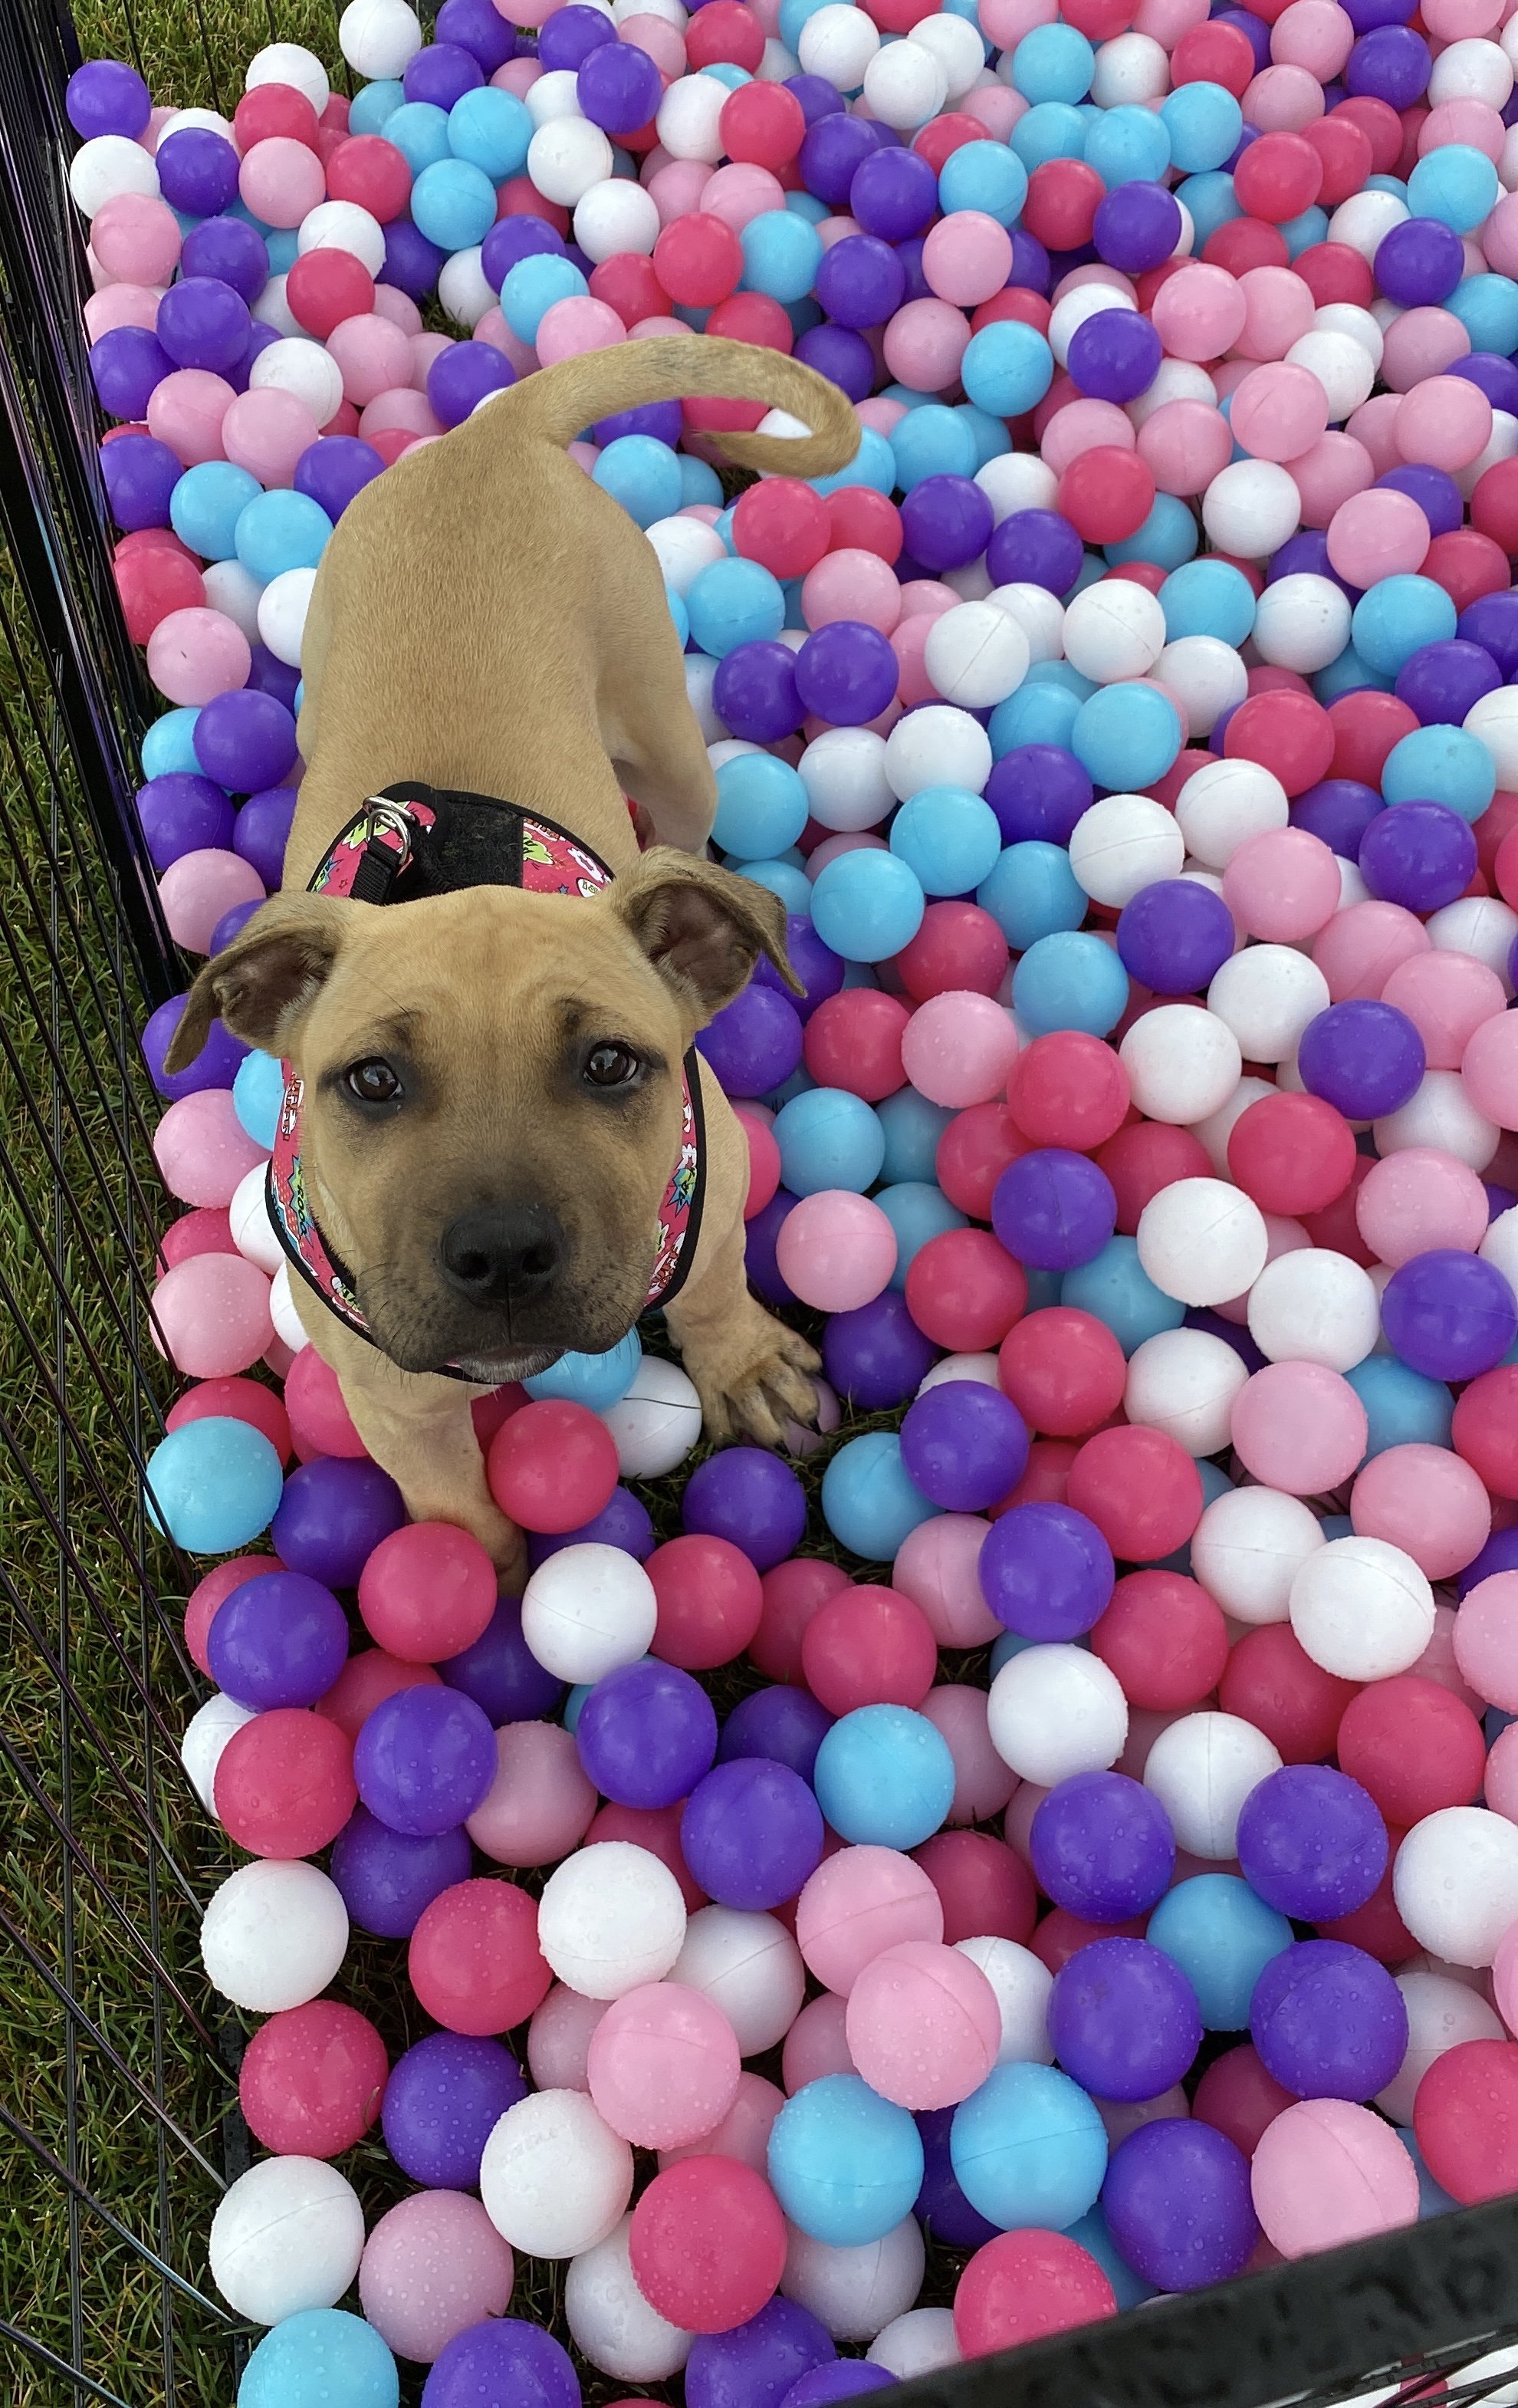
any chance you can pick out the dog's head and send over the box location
[165,850,797,1382]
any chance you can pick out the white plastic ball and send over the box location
[1143,1712,1283,1860]
[576,178,662,262]
[1247,1248,1380,1371]
[202,559,266,644]
[976,452,1058,518]
[1393,1809,1518,1969]
[646,514,728,595]
[862,39,949,125]
[339,0,422,80]
[1175,756,1290,868]
[987,1644,1129,1785]
[1312,301,1384,366]
[884,705,992,800]
[521,1544,659,1684]
[439,245,498,329]
[1069,794,1185,909]
[1376,1972,1505,2125]
[923,600,1029,709]
[601,1356,703,1477]
[1155,636,1247,737]
[1061,580,1165,684]
[180,1690,256,1814]
[673,1907,807,2055]
[537,1841,688,1998]
[1458,410,1518,498]
[1327,189,1408,259]
[1136,1177,1270,1308]
[1047,285,1135,370]
[528,119,616,206]
[1207,944,1330,1064]
[1201,459,1302,559]
[761,37,803,77]
[269,1260,306,1353]
[246,41,330,110]
[686,656,724,743]
[916,1351,1001,1392]
[800,727,894,831]
[782,2219,926,2344]
[1190,1485,1324,1626]
[987,582,1064,663]
[251,276,302,339]
[527,69,586,127]
[1089,28,1169,103]
[160,107,237,142]
[1427,895,1518,993]
[798,4,881,86]
[1191,1076,1273,1177]
[1127,357,1217,429]
[209,2157,364,2324]
[869,2307,962,2378]
[69,134,159,215]
[479,2087,633,2257]
[1120,1005,1244,1126]
[954,1935,1055,2066]
[201,1859,347,2012]
[1124,1327,1249,1456]
[656,72,730,161]
[565,2214,694,2381]
[1483,1203,1518,1288]
[1283,331,1375,422]
[1251,574,1354,674]
[1373,1068,1500,1170]
[1430,35,1512,105]
[908,14,986,101]
[230,1160,284,1274]
[1466,687,1518,790]
[616,0,686,24]
[1289,1535,1436,1680]
[296,199,386,278]
[256,566,317,669]
[248,334,344,427]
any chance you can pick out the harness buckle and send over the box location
[357,798,417,867]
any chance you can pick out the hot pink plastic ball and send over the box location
[1224,826,1341,939]
[408,1878,552,2036]
[774,1191,898,1311]
[317,1649,440,1743]
[239,136,327,228]
[1355,1146,1490,1265]
[186,1553,281,1676]
[955,2230,1116,2357]
[794,1844,945,1995]
[1350,1444,1492,1581]
[221,385,321,485]
[146,605,251,706]
[627,2156,787,2335]
[146,368,235,465]
[844,1938,1001,2110]
[356,1521,496,1662]
[150,1252,274,1377]
[157,847,267,952]
[239,1998,389,2158]
[359,2190,514,2364]
[284,1343,369,1459]
[466,1721,600,1867]
[153,1087,268,1206]
[587,1981,743,2149]
[1251,2099,1419,2256]
[901,992,1020,1108]
[1230,1360,1368,1493]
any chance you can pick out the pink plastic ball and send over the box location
[1397,377,1494,474]
[893,1515,1002,1647]
[153,1087,268,1206]
[1224,827,1341,940]
[901,992,1020,1108]
[1355,1146,1490,1265]
[1350,1444,1491,1581]
[466,1721,599,1867]
[1463,1011,1518,1127]
[1251,2099,1419,2255]
[1454,1571,1518,1712]
[221,385,321,485]
[146,367,235,465]
[922,212,1014,308]
[1290,431,1374,528]
[1326,489,1431,585]
[1230,1360,1368,1493]
[239,136,327,229]
[1139,400,1235,497]
[536,295,626,365]
[93,190,182,285]
[146,605,251,706]
[356,1521,497,1662]
[1382,952,1507,1069]
[883,297,971,391]
[359,2190,514,2364]
[587,1981,743,2148]
[327,311,412,404]
[1311,899,1430,1002]
[158,847,267,952]
[150,1252,274,1377]
[781,1990,857,2091]
[774,1191,897,1311]
[801,549,902,633]
[794,1844,945,1995]
[527,1983,610,2091]
[844,1939,1001,2110]
[1229,362,1329,463]
[660,2071,785,2173]
[921,1684,1019,1825]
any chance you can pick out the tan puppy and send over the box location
[166,337,861,1586]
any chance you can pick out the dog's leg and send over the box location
[664,1209,821,1448]
[598,585,720,855]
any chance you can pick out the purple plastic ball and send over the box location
[270,1456,406,1588]
[1291,776,1383,857]
[781,2367,894,2408]
[899,1379,1029,1512]
[294,435,386,520]
[67,57,151,138]
[1116,878,1236,994]
[540,3,619,70]
[1092,180,1181,273]
[1236,1765,1388,1923]
[1250,1939,1411,2100]
[382,2031,527,2188]
[329,1803,472,1937]
[439,1593,566,1722]
[985,507,1083,596]
[795,323,876,403]
[1358,801,1476,913]
[404,38,485,105]
[899,475,993,574]
[137,771,235,870]
[685,2298,836,2408]
[991,1146,1117,1271]
[1032,1771,1176,1920]
[1373,210,1457,302]
[353,1683,497,1836]
[482,215,567,291]
[915,2104,1000,2248]
[247,643,300,712]
[1395,637,1500,725]
[142,992,248,1097]
[530,1484,656,1566]
[1067,308,1163,404]
[205,1569,349,1710]
[1378,465,1462,539]
[100,432,182,529]
[1296,997,1425,1118]
[1455,351,1518,413]
[697,984,804,1099]
[436,0,519,70]
[383,217,445,301]
[90,327,172,419]
[577,37,663,131]
[800,112,879,206]
[755,916,844,1018]
[209,898,263,954]
[813,234,905,331]
[1050,1936,1203,2102]
[786,74,847,127]
[714,641,806,744]
[1381,1247,1518,1382]
[594,399,684,446]
[1102,2120,1260,2291]
[426,338,516,429]
[233,785,298,887]
[155,276,251,377]
[822,1291,939,1412]
[683,1448,808,1568]
[192,688,298,794]
[422,2318,580,2408]
[182,215,269,302]
[719,1685,833,1782]
[1460,1523,1518,1594]
[794,620,900,726]
[744,1186,800,1308]
[155,127,241,217]
[681,1757,826,1909]
[849,145,938,242]
[985,743,1093,846]
[978,1500,1115,1640]
[576,1658,719,1808]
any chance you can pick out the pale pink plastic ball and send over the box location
[151,1252,274,1377]
[1252,2101,1418,2256]
[1484,192,1518,278]
[92,190,182,285]
[1397,377,1494,472]
[1355,1146,1490,1265]
[146,367,235,465]
[1311,899,1430,1000]
[901,993,1020,1108]
[360,387,443,442]
[358,2190,514,2364]
[1230,1361,1368,1494]
[858,396,909,440]
[1290,431,1375,527]
[781,1991,857,2091]
[1138,400,1235,497]
[1490,1912,1518,2022]
[373,283,425,336]
[1224,827,1341,940]
[702,165,785,231]
[475,305,537,378]
[1421,97,1506,158]
[1414,1602,1485,1715]
[527,1984,609,2092]
[239,136,327,229]
[1349,1444,1492,1581]
[221,386,321,486]
[921,1685,1019,1825]
[647,159,715,225]
[794,1844,945,1995]
[1326,489,1431,585]
[536,296,625,365]
[154,1087,268,1208]
[1242,61,1326,127]
[883,298,971,391]
[807,833,889,878]
[1424,0,1501,32]
[495,54,548,92]
[466,1722,599,1867]
[1381,952,1507,1069]
[1234,267,1316,363]
[158,847,267,953]
[327,312,412,405]
[86,282,163,339]
[1454,1572,1518,1713]
[1344,392,1408,475]
[1380,307,1471,394]
[1230,362,1329,464]
[893,1515,1002,1647]
[802,550,902,634]
[1041,400,1136,478]
[774,1192,898,1311]
[845,1939,1001,2110]
[922,213,1014,308]
[660,2071,785,2173]
[979,0,1056,41]
[586,1982,742,2149]
[1271,0,1355,75]
[1151,264,1247,363]
[409,331,452,392]
[146,606,251,706]
[964,85,1024,137]
[1462,1012,1518,1128]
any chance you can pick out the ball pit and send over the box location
[75,0,1518,2384]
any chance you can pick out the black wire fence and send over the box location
[5,0,1518,2400]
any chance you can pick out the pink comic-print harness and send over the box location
[268,783,704,1381]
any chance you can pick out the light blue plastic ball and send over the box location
[1313,642,1392,703]
[349,79,405,135]
[1161,80,1243,173]
[170,459,261,561]
[232,1050,284,1150]
[1379,723,1497,823]
[383,99,452,173]
[768,2075,925,2246]
[1147,1873,1294,2031]
[1447,271,1518,357]
[1063,2206,1158,2308]
[238,2310,399,2408]
[741,208,824,303]
[813,424,895,499]
[234,489,333,583]
[688,557,787,657]
[1351,576,1457,679]
[1010,100,1088,168]
[874,1182,967,1288]
[990,1627,1035,1676]
[813,1702,957,1847]
[1280,203,1329,258]
[960,319,1055,419]
[593,434,683,529]
[1106,492,1197,571]
[890,785,1003,896]
[940,139,1028,224]
[741,858,815,916]
[1071,681,1183,789]
[1060,1235,1186,1354]
[501,253,589,342]
[1400,2127,1460,2219]
[990,680,1081,753]
[877,1088,956,1185]
[978,840,1086,949]
[714,752,810,860]
[668,587,690,646]
[1013,930,1129,1037]
[524,1327,642,1410]
[702,58,751,87]
[142,708,202,779]
[1011,20,1095,101]
[1175,167,1242,247]
[679,452,724,508]
[957,402,1011,470]
[820,1429,940,1559]
[265,227,299,275]
[145,1416,284,1554]
[1084,103,1171,186]
[774,1086,886,1195]
[951,2061,1109,2230]
[410,156,496,250]
[890,403,980,492]
[1345,1354,1454,1455]
[1160,558,1257,646]
[810,850,925,963]
[1408,143,1500,234]
[447,83,532,177]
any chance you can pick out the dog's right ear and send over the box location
[162,894,350,1074]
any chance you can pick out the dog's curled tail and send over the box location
[501,334,861,479]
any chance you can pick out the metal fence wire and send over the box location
[7,0,1518,2400]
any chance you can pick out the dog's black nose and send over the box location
[439,1205,564,1307]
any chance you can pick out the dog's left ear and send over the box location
[611,849,803,1023]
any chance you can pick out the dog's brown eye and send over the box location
[585,1043,639,1088]
[345,1058,401,1104]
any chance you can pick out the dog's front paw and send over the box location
[406,1485,529,1594]
[685,1307,822,1450]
